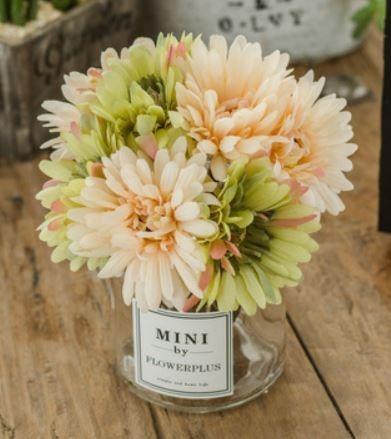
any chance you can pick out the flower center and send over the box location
[138,74,167,108]
[127,195,177,250]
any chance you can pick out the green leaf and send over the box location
[352,2,376,39]
[234,274,257,315]
[217,271,237,312]
[240,265,266,308]
[251,263,282,305]
[375,0,386,31]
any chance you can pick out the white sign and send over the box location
[133,302,234,399]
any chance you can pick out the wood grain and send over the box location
[0,29,388,439]
[286,29,391,439]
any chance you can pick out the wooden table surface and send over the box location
[0,30,390,439]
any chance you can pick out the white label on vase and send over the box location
[132,302,234,399]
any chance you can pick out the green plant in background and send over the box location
[352,0,386,38]
[51,0,78,12]
[0,0,38,25]
[0,0,78,25]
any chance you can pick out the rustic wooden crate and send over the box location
[0,0,138,159]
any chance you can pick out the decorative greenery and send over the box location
[0,0,78,25]
[352,0,386,38]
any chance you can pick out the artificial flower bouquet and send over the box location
[36,33,356,410]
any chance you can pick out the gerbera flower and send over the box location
[89,34,192,147]
[66,137,218,311]
[176,34,294,181]
[270,71,357,215]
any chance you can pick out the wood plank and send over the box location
[284,30,391,438]
[0,161,157,438]
[0,159,348,438]
[150,326,349,439]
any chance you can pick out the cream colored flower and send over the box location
[176,35,293,181]
[38,100,81,160]
[67,137,218,311]
[270,71,357,215]
[61,68,101,106]
[38,47,114,160]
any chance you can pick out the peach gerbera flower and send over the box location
[176,35,293,181]
[66,138,218,311]
[270,71,357,215]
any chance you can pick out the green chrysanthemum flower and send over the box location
[65,33,193,163]
[198,157,320,315]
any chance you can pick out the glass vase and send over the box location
[104,277,286,413]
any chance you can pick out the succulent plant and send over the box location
[0,0,78,25]
[0,0,38,25]
[51,0,78,12]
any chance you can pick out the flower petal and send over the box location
[181,219,218,237]
[211,155,227,182]
[175,202,200,221]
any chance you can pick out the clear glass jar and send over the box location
[104,278,286,413]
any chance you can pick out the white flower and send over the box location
[37,100,80,160]
[67,137,218,311]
